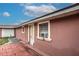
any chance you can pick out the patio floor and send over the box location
[0,42,32,56]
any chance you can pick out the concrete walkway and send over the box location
[0,42,32,56]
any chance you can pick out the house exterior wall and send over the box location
[0,29,2,37]
[33,14,79,55]
[15,26,28,44]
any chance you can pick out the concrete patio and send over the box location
[0,37,48,56]
[0,42,32,56]
[0,38,32,56]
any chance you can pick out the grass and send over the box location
[0,37,9,45]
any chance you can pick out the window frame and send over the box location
[37,21,51,41]
[21,26,25,34]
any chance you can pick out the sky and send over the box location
[0,3,73,25]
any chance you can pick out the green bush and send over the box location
[0,37,9,45]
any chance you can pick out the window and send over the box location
[38,21,51,41]
[39,23,48,38]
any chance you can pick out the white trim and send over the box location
[28,24,35,45]
[37,20,51,41]
[32,24,35,45]
[28,25,29,42]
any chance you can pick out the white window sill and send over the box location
[37,37,52,41]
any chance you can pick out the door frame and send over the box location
[28,24,35,45]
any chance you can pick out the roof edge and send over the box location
[17,3,79,27]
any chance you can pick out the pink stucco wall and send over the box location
[34,14,79,55]
[15,13,79,55]
[15,26,28,44]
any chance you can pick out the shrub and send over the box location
[0,37,9,45]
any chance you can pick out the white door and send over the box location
[28,24,34,45]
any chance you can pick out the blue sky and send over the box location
[0,3,73,25]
